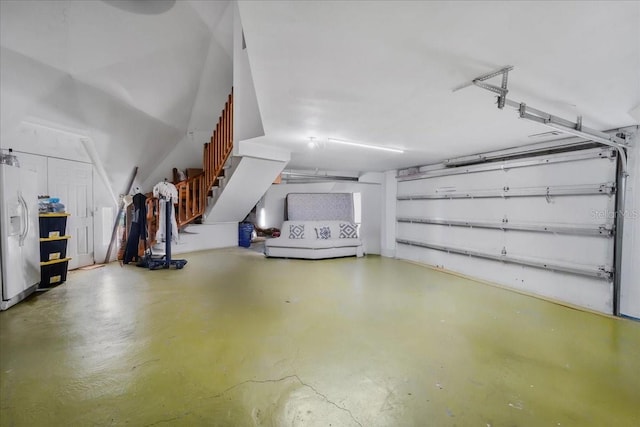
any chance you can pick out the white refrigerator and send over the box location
[0,162,40,310]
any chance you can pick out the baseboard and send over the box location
[380,248,396,258]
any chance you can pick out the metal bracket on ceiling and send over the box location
[473,66,513,109]
[453,66,514,109]
[455,65,632,174]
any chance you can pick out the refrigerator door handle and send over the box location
[18,192,30,247]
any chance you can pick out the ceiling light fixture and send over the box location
[327,138,404,153]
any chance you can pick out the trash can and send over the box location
[238,222,254,247]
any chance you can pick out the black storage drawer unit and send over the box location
[39,214,69,238]
[38,213,71,288]
[40,259,70,287]
[39,237,69,262]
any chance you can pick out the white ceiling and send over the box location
[0,0,637,186]
[238,0,639,171]
[0,0,233,189]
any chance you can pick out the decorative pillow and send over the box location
[289,224,305,239]
[315,226,331,240]
[339,222,358,239]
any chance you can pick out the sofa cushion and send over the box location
[339,222,358,239]
[289,223,305,239]
[315,226,331,239]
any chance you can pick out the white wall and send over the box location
[232,2,265,151]
[258,180,382,255]
[620,130,640,319]
[205,156,287,223]
[4,121,92,163]
[380,170,398,258]
[141,131,208,190]
[237,138,291,162]
[92,171,117,264]
[171,223,237,255]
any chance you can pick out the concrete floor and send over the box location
[1,249,639,426]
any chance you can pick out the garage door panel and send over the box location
[396,145,617,314]
[398,151,616,196]
[504,232,612,266]
[396,246,612,313]
[398,196,615,225]
[397,222,507,254]
[397,222,611,266]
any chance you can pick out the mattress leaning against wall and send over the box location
[395,144,618,314]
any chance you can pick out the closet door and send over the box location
[47,158,94,269]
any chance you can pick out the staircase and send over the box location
[145,87,289,250]
[173,90,234,228]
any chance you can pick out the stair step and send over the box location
[217,176,226,189]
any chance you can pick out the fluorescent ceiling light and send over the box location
[327,138,404,153]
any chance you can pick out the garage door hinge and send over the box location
[599,224,614,235]
[600,183,616,194]
[598,266,614,280]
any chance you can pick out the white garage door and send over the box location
[396,145,618,314]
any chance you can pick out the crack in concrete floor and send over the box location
[206,374,363,427]
[143,412,192,427]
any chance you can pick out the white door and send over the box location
[396,145,618,314]
[47,158,94,269]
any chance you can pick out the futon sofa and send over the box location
[264,220,364,259]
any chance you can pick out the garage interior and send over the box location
[1,1,639,426]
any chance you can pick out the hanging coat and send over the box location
[123,192,147,264]
[153,181,179,243]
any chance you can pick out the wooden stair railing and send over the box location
[166,89,234,229]
[175,172,205,227]
[203,90,234,198]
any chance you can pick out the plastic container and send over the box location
[40,238,68,262]
[238,222,254,248]
[40,259,69,287]
[39,215,68,238]
[50,202,66,213]
[38,198,50,213]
